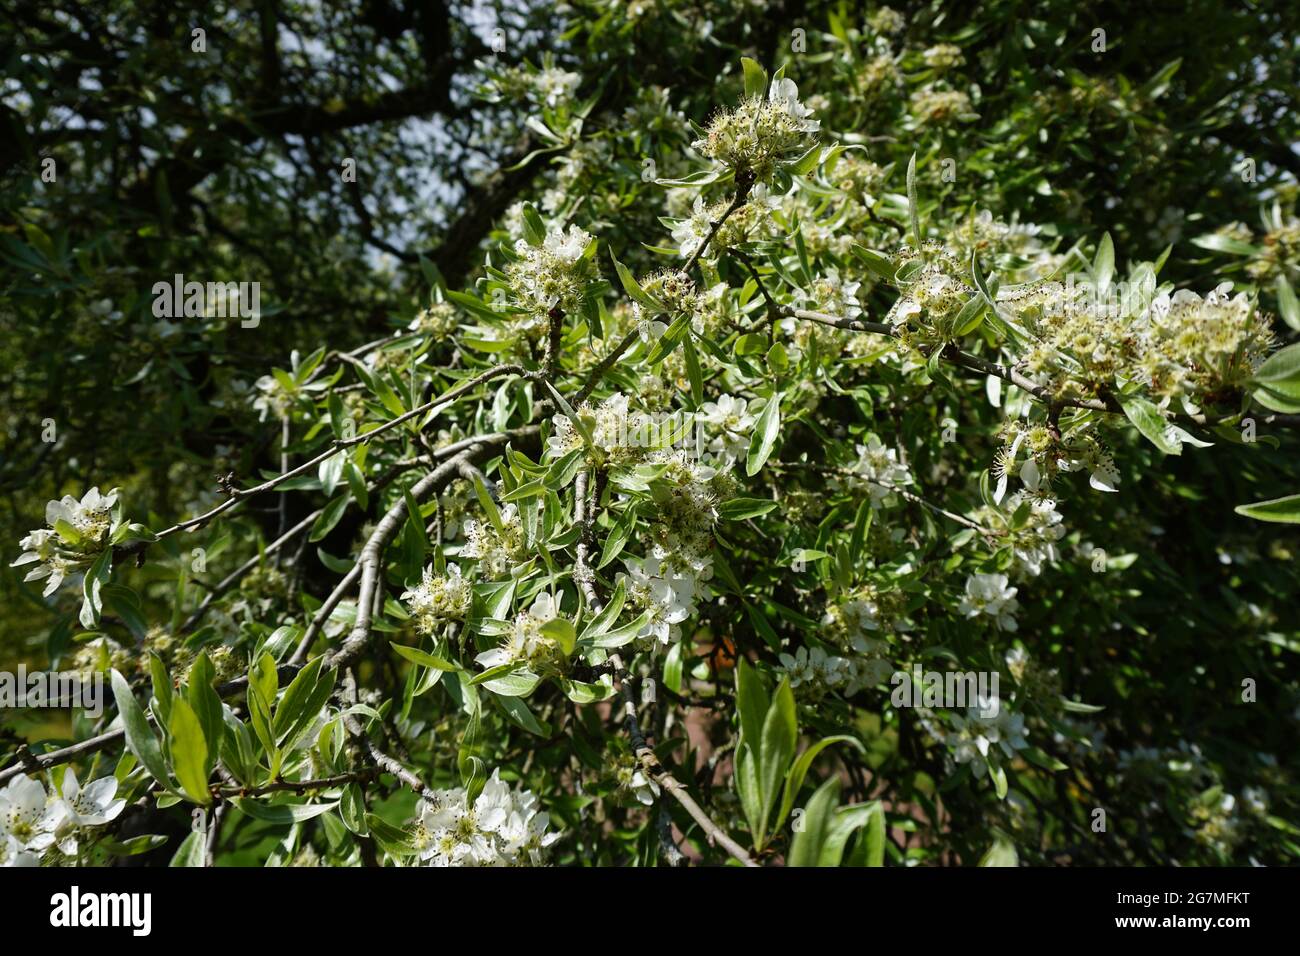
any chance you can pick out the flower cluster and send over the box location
[830,153,888,201]
[619,553,705,647]
[1,771,126,867]
[944,698,1030,779]
[802,270,863,320]
[992,422,1120,500]
[868,6,906,34]
[401,563,473,633]
[12,487,122,597]
[1004,278,1273,405]
[909,86,977,124]
[407,302,460,339]
[842,435,913,503]
[886,249,973,334]
[251,374,295,421]
[479,62,581,110]
[408,769,558,867]
[692,78,819,182]
[476,592,566,671]
[957,572,1020,631]
[507,224,598,320]
[462,503,527,577]
[997,493,1067,578]
[697,394,755,465]
[671,186,779,260]
[922,44,965,71]
[779,644,893,699]
[632,269,702,341]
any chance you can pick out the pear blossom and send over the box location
[401,563,473,632]
[476,592,566,670]
[619,554,702,647]
[957,572,1020,631]
[946,697,1029,779]
[12,487,122,596]
[410,769,558,867]
[50,767,126,856]
[845,435,912,502]
[0,775,59,864]
[698,394,755,464]
[507,224,598,318]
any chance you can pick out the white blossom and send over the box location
[957,573,1020,631]
[410,769,558,867]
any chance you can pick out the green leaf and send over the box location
[247,652,279,765]
[597,507,637,569]
[788,777,840,866]
[496,695,549,736]
[683,336,703,405]
[1252,342,1300,399]
[820,800,883,867]
[610,249,660,310]
[989,759,1009,800]
[717,497,778,520]
[459,708,487,805]
[233,798,339,824]
[578,579,626,641]
[472,474,506,535]
[520,202,546,246]
[167,697,211,805]
[906,152,921,251]
[1190,233,1259,257]
[185,653,222,773]
[272,656,323,742]
[540,617,577,656]
[663,641,684,694]
[169,830,206,867]
[309,493,350,542]
[1093,232,1115,295]
[756,678,798,847]
[1120,396,1182,455]
[740,57,768,99]
[390,642,459,670]
[445,289,500,321]
[745,392,783,476]
[102,834,169,857]
[1276,275,1300,332]
[735,746,763,851]
[149,653,173,726]
[735,658,769,757]
[110,669,172,790]
[477,666,541,697]
[860,802,886,866]
[340,783,369,835]
[590,610,651,648]
[776,734,864,836]
[978,832,1019,867]
[1234,493,1300,524]
[560,676,616,703]
[79,549,112,629]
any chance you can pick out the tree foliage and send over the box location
[2,0,1299,867]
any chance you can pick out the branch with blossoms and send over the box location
[6,51,1300,872]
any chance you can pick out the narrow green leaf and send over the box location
[1235,493,1300,524]
[110,669,171,790]
[745,392,783,476]
[168,697,211,805]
